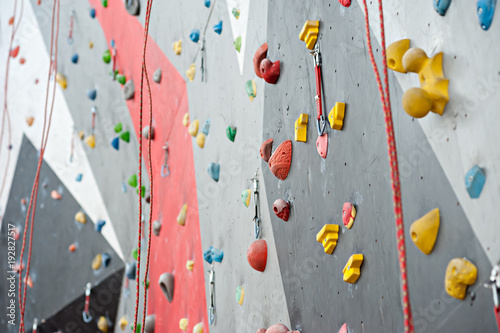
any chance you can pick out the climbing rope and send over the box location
[17,1,60,332]
[362,0,413,332]
[133,0,155,331]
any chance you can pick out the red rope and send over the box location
[17,1,60,331]
[362,1,413,332]
[134,0,155,331]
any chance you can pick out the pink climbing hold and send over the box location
[256,324,300,333]
[268,140,292,180]
[338,323,348,333]
[316,134,328,159]
[273,199,290,221]
[51,190,62,200]
[339,0,351,7]
[260,138,273,162]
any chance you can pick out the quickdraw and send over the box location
[68,10,75,45]
[82,282,93,323]
[208,266,216,325]
[484,262,500,332]
[161,142,170,177]
[251,170,261,239]
[91,106,96,135]
[32,318,37,333]
[310,43,326,136]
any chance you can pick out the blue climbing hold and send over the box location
[76,173,83,182]
[202,119,211,135]
[213,20,223,34]
[433,0,451,15]
[211,247,224,263]
[126,262,136,279]
[95,219,106,232]
[87,89,97,101]
[71,53,79,64]
[111,39,115,48]
[102,253,111,267]
[465,165,486,199]
[190,29,200,43]
[207,162,220,182]
[111,136,120,150]
[203,247,213,264]
[477,0,496,30]
[204,0,211,7]
[121,182,127,193]
[90,8,96,18]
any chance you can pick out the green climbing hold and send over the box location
[232,8,240,19]
[102,49,111,64]
[120,131,130,142]
[136,185,146,197]
[234,36,242,53]
[101,0,108,7]
[226,126,237,142]
[132,248,138,260]
[128,174,138,187]
[142,280,150,289]
[114,123,122,133]
[131,323,141,333]
[117,74,126,85]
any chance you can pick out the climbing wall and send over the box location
[1,0,499,332]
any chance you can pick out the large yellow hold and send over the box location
[85,134,96,148]
[179,318,188,331]
[56,73,67,90]
[410,208,440,255]
[445,258,477,300]
[343,254,364,284]
[328,102,345,130]
[186,63,196,82]
[386,39,410,73]
[193,322,203,333]
[196,133,206,148]
[294,113,308,142]
[316,224,339,254]
[299,20,319,50]
[173,39,182,55]
[177,204,188,226]
[188,119,199,137]
[97,316,108,332]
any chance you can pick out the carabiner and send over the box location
[317,114,326,136]
[251,170,261,239]
[208,267,216,325]
[161,142,170,177]
[82,282,93,323]
[32,318,38,333]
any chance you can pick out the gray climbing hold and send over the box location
[125,0,140,15]
[145,315,155,333]
[153,220,161,236]
[143,125,154,140]
[153,68,162,83]
[126,262,136,279]
[158,272,174,303]
[124,80,135,100]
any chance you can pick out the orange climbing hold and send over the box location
[69,243,77,252]
[51,190,61,200]
[247,239,267,272]
[268,140,292,180]
[10,46,20,58]
[8,16,14,25]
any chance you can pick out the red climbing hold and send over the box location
[268,140,292,180]
[10,46,20,58]
[338,323,348,333]
[256,324,300,333]
[338,0,351,7]
[8,17,14,25]
[253,43,268,78]
[273,199,290,221]
[247,239,267,272]
[316,134,328,159]
[260,59,280,84]
[19,58,26,65]
[260,138,273,162]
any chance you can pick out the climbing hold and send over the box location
[131,248,138,260]
[245,80,257,101]
[260,138,273,162]
[92,254,102,270]
[95,219,106,232]
[268,140,292,180]
[343,254,364,283]
[8,16,14,25]
[410,208,440,255]
[116,74,126,85]
[102,253,111,267]
[51,190,61,200]
[90,8,96,18]
[234,36,242,52]
[316,224,339,254]
[101,0,108,7]
[19,57,26,65]
[211,247,224,262]
[177,204,188,226]
[434,0,451,15]
[85,133,95,148]
[125,0,140,16]
[145,315,155,333]
[126,262,136,279]
[26,116,34,126]
[193,323,203,333]
[202,119,211,135]
[188,119,199,136]
[196,133,206,148]
[97,316,109,332]
[213,20,223,34]
[387,39,410,73]
[102,50,111,64]
[253,43,268,78]
[401,48,449,118]
[56,73,67,90]
[132,324,141,333]
[137,185,146,197]
[10,46,19,58]
[273,199,290,221]
[114,123,122,133]
[328,102,346,130]
[75,211,87,224]
[69,243,77,252]
[143,125,154,140]
[186,260,194,271]
[256,324,299,333]
[158,272,175,302]
[153,220,161,236]
[299,20,319,50]
[294,113,308,142]
[242,189,252,207]
[236,286,245,305]
[71,53,79,64]
[124,80,135,100]
[342,202,356,229]
[190,29,200,43]
[207,162,220,182]
[338,323,348,333]
[89,41,94,49]
[111,136,120,150]
[173,40,182,55]
[119,316,128,330]
[179,318,188,331]
[247,239,268,272]
[76,174,83,182]
[128,174,138,187]
[183,113,190,126]
[465,165,486,199]
[87,89,97,101]
[186,63,196,82]
[339,0,351,7]
[316,134,328,159]
[153,68,162,83]
[260,58,280,84]
[445,258,477,299]
[477,0,496,30]
[232,8,240,19]
[120,131,130,142]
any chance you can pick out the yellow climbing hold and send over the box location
[294,113,308,142]
[186,260,194,271]
[89,41,94,49]
[299,20,319,50]
[186,63,196,82]
[92,254,102,270]
[173,39,182,55]
[188,119,199,137]
[183,113,190,126]
[410,208,440,255]
[445,258,477,300]
[75,211,86,224]
[97,316,108,332]
[78,130,85,140]
[119,316,128,330]
[342,254,364,284]
[26,116,34,127]
[193,322,203,333]
[387,39,410,73]
[316,224,339,254]
[56,73,67,90]
[177,204,188,226]
[85,134,96,148]
[196,133,206,148]
[179,318,188,331]
[328,102,345,130]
